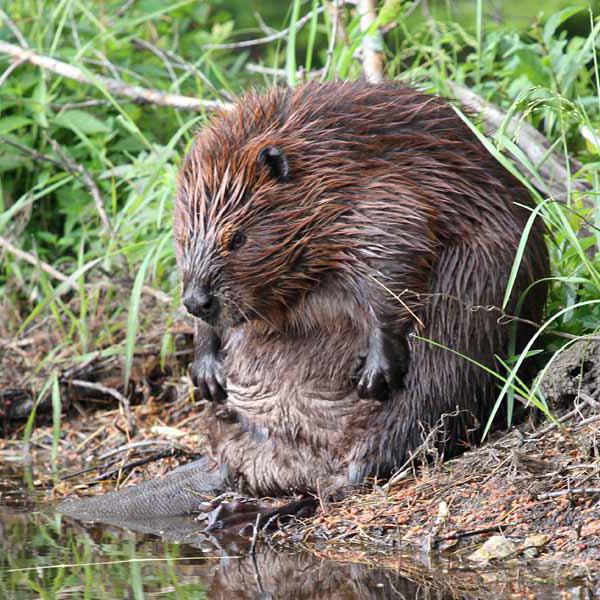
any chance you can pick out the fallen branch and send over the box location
[537,487,600,500]
[0,41,228,112]
[434,522,516,543]
[0,234,171,304]
[448,83,589,203]
[69,378,130,415]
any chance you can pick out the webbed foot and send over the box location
[196,495,316,536]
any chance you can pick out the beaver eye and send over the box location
[229,231,246,251]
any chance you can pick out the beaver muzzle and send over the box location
[183,284,219,325]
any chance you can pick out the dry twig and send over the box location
[0,41,228,112]
[358,0,384,83]
[202,7,325,50]
[45,137,112,233]
[448,83,589,203]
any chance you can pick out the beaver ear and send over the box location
[258,146,290,182]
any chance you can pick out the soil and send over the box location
[1,310,599,590]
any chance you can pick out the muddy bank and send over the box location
[2,328,599,594]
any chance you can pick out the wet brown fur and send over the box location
[174,81,549,496]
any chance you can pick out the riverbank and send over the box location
[2,336,598,593]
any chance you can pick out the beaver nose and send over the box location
[183,286,218,323]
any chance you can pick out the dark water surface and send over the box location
[0,465,596,599]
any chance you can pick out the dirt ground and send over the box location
[1,307,599,585]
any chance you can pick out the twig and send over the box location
[69,378,130,411]
[0,9,29,47]
[45,136,112,233]
[529,393,598,438]
[448,83,590,204]
[98,439,186,460]
[3,132,112,234]
[116,0,137,18]
[246,64,286,78]
[358,0,384,83]
[93,447,179,482]
[250,513,261,556]
[384,408,467,491]
[0,41,228,112]
[0,57,25,86]
[131,37,178,87]
[434,522,516,543]
[1,136,64,168]
[60,456,122,481]
[0,233,170,304]
[246,63,324,81]
[322,1,342,82]
[0,234,71,284]
[202,7,325,50]
[537,487,600,500]
[69,378,134,435]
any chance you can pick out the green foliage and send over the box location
[0,0,599,429]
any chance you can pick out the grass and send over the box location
[0,1,599,460]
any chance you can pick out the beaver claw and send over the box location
[355,333,409,402]
[357,364,392,402]
[191,354,227,402]
[196,496,316,536]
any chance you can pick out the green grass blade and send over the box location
[124,246,155,388]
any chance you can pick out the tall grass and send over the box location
[0,0,599,453]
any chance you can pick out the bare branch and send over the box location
[202,7,325,50]
[449,83,589,203]
[358,0,384,83]
[45,137,112,233]
[0,41,229,112]
[322,0,343,82]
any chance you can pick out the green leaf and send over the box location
[543,7,582,47]
[54,109,111,134]
[0,116,32,135]
[31,79,49,128]
[514,48,550,87]
[124,247,155,387]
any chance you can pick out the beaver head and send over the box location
[174,85,367,329]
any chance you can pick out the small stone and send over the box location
[467,535,517,562]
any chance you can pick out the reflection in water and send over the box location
[0,469,596,599]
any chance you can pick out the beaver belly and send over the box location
[208,326,379,495]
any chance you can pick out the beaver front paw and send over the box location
[354,335,409,402]
[356,358,393,402]
[191,353,227,402]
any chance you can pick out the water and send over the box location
[0,466,596,599]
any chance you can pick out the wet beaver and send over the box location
[59,81,548,524]
[175,81,548,495]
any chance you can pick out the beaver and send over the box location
[59,81,548,524]
[174,80,548,494]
